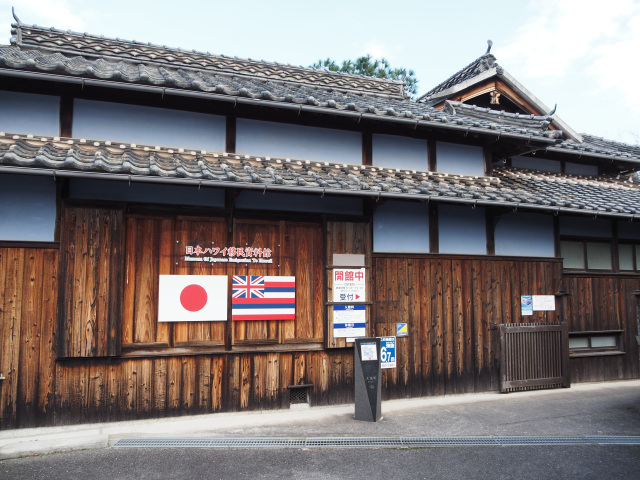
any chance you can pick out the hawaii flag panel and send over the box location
[158,275,228,322]
[232,276,295,321]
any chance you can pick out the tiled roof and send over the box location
[1,22,639,164]
[444,101,554,132]
[9,23,408,100]
[416,48,501,102]
[2,133,638,218]
[562,134,640,160]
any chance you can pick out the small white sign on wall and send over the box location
[532,295,556,311]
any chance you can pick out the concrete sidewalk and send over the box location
[1,380,639,459]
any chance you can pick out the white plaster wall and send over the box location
[72,99,226,151]
[0,173,56,241]
[438,204,486,254]
[436,142,485,176]
[495,212,555,257]
[372,134,428,171]
[0,90,60,136]
[236,119,361,164]
[373,201,429,253]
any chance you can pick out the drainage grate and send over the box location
[114,435,640,449]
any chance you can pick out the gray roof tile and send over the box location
[1,133,639,219]
[2,23,639,164]
[416,45,501,102]
[11,23,408,100]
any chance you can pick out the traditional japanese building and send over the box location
[1,14,639,429]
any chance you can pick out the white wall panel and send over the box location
[495,212,555,257]
[73,99,225,151]
[0,174,56,241]
[436,142,484,176]
[236,119,361,164]
[439,204,486,254]
[0,90,59,136]
[372,134,428,171]
[373,201,429,253]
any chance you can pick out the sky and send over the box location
[1,0,639,144]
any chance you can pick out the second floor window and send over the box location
[560,239,612,271]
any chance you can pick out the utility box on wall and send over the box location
[354,337,382,422]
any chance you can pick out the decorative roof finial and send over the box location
[486,40,493,54]
[12,6,22,25]
[547,104,557,116]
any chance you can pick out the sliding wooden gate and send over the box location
[499,323,570,393]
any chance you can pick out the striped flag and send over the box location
[232,276,295,321]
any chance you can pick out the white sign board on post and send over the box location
[333,268,366,303]
[333,304,366,338]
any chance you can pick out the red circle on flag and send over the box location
[180,284,208,312]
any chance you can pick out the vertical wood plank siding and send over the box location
[325,221,371,348]
[59,207,123,357]
[0,248,58,428]
[53,351,354,425]
[2,213,640,429]
[372,255,564,397]
[561,275,640,382]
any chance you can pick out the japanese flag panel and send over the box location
[158,275,228,322]
[232,276,295,321]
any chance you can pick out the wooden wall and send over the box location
[121,214,325,353]
[58,206,123,358]
[325,220,371,348]
[54,351,354,425]
[561,275,640,382]
[0,248,58,428]
[2,214,640,429]
[372,255,564,397]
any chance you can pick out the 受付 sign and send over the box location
[333,268,366,302]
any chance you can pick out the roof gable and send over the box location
[418,42,583,143]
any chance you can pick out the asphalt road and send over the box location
[1,445,639,480]
[1,381,639,479]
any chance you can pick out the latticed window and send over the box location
[560,239,612,271]
[618,243,640,271]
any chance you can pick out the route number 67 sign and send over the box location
[380,336,396,369]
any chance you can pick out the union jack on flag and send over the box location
[232,276,265,299]
[232,276,295,321]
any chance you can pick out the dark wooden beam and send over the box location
[225,116,236,153]
[427,140,437,172]
[59,95,74,137]
[429,202,439,253]
[362,132,372,166]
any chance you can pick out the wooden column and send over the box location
[226,116,236,153]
